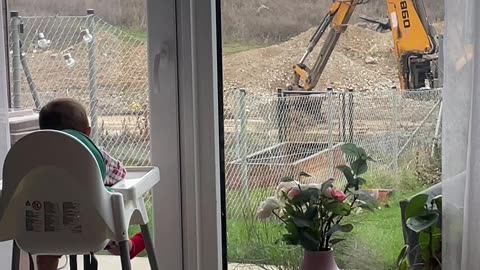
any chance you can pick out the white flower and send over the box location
[276,181,299,197]
[322,186,333,199]
[257,196,281,219]
[300,183,321,190]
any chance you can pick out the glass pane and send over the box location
[221,1,444,269]
[7,0,152,266]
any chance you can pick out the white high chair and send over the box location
[0,130,160,270]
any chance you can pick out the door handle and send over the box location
[153,43,169,94]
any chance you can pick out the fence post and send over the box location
[327,87,334,178]
[276,88,286,142]
[392,87,399,173]
[341,91,346,143]
[19,22,41,109]
[348,89,354,144]
[87,9,99,143]
[431,99,442,158]
[11,11,21,109]
[235,89,249,210]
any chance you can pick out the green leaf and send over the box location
[341,143,359,158]
[299,231,321,251]
[399,260,408,270]
[325,201,351,216]
[351,159,368,175]
[356,200,375,213]
[299,172,312,178]
[282,233,299,245]
[333,203,351,216]
[304,206,318,220]
[355,177,367,188]
[326,224,353,236]
[405,194,429,219]
[329,238,346,245]
[324,200,342,211]
[396,245,409,268]
[406,213,440,233]
[358,147,368,160]
[326,224,341,236]
[280,177,295,182]
[419,231,431,262]
[291,190,312,205]
[432,195,442,212]
[292,217,313,228]
[340,224,354,232]
[336,165,354,184]
[431,225,442,253]
[321,179,335,192]
[285,204,297,217]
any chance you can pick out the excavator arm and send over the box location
[291,0,368,91]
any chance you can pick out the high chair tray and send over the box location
[110,166,160,201]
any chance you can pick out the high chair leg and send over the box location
[11,242,20,270]
[119,240,132,270]
[141,224,159,270]
[70,255,78,270]
[27,253,34,270]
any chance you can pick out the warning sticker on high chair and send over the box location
[44,201,61,232]
[25,200,43,232]
[25,200,82,233]
[63,201,82,233]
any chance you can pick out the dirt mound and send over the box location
[223,24,398,101]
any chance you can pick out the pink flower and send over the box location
[331,188,346,202]
[287,187,301,200]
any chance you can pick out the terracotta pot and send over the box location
[302,249,340,270]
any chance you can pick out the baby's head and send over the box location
[39,98,91,136]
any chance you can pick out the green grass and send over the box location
[222,42,264,55]
[122,28,263,55]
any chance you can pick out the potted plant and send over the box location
[256,143,374,270]
[397,194,442,270]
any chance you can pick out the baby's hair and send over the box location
[39,98,90,132]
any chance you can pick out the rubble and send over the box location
[223,24,399,103]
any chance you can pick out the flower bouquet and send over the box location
[256,143,374,270]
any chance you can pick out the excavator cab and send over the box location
[387,0,440,90]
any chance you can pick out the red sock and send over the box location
[129,233,145,259]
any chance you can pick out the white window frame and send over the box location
[0,0,13,267]
[147,0,225,269]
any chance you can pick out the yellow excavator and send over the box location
[289,0,441,91]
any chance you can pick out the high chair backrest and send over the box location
[0,130,118,255]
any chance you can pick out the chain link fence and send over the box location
[225,88,442,218]
[8,12,443,223]
[8,12,151,205]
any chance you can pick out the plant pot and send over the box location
[302,249,340,270]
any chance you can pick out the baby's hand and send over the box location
[105,240,132,256]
